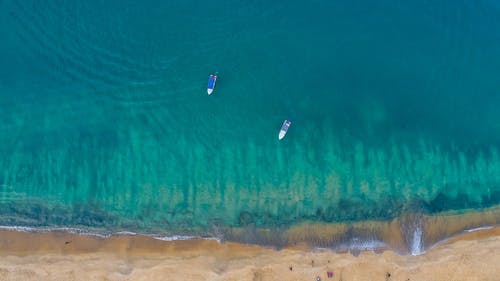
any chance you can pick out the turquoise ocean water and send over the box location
[1,0,500,253]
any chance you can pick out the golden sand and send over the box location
[0,226,498,281]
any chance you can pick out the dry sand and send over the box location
[0,227,498,281]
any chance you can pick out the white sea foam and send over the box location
[0,225,223,243]
[350,238,386,250]
[114,231,138,236]
[0,226,112,238]
[465,226,494,233]
[410,226,424,256]
[150,234,222,243]
[0,225,35,232]
[333,237,387,252]
[151,235,197,241]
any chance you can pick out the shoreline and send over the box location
[1,206,499,255]
[0,226,499,280]
[0,224,498,256]
[0,207,498,280]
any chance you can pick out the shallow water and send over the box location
[0,0,499,252]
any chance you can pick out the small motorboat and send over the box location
[278,120,291,140]
[207,74,217,95]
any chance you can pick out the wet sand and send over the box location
[0,226,499,281]
[224,206,500,254]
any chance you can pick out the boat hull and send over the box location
[278,120,291,140]
[207,74,217,95]
[278,131,286,140]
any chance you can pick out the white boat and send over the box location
[278,120,291,140]
[207,74,217,95]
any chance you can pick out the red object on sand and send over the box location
[327,271,334,278]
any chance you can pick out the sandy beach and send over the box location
[0,226,498,281]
